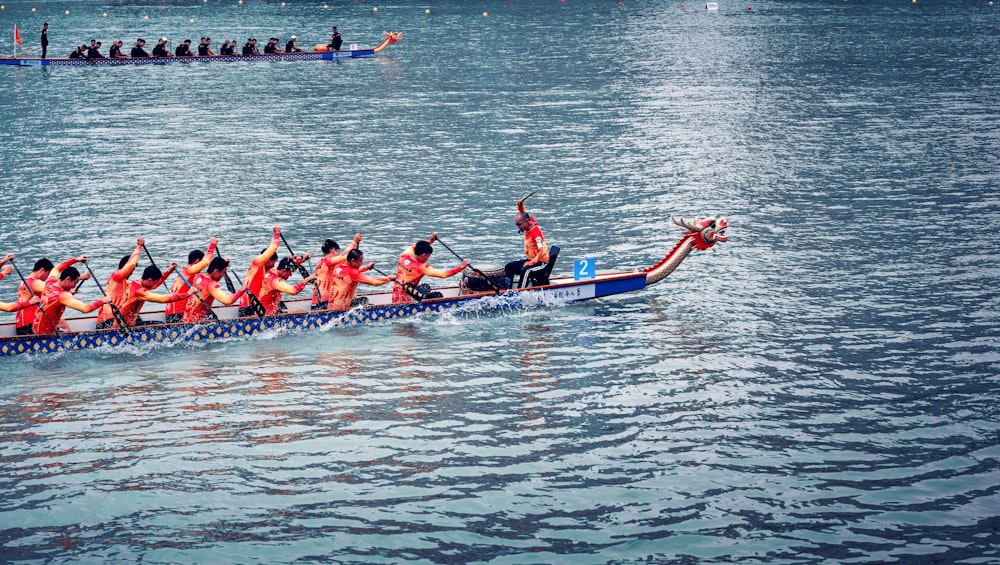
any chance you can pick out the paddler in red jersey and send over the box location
[16,256,90,335]
[327,249,392,312]
[392,233,468,303]
[165,237,217,323]
[258,258,317,316]
[0,254,37,313]
[116,264,193,329]
[238,226,283,318]
[182,257,247,323]
[504,193,550,288]
[312,234,361,310]
[32,257,111,335]
[96,238,158,329]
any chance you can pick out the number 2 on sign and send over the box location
[574,258,595,281]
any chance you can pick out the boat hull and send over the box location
[0,50,375,67]
[0,272,648,357]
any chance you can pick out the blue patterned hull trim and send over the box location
[0,274,649,357]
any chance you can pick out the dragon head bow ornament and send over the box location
[672,216,728,250]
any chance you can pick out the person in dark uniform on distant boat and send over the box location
[87,41,104,59]
[152,38,171,57]
[68,45,86,59]
[263,37,279,54]
[175,39,194,57]
[329,26,342,51]
[108,40,126,59]
[40,23,49,59]
[198,37,216,56]
[285,35,302,53]
[131,38,149,58]
[220,39,236,56]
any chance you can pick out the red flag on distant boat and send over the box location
[14,25,22,47]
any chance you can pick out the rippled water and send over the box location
[1,1,999,563]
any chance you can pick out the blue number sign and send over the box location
[574,258,596,281]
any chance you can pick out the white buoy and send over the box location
[426,9,430,14]
[483,11,488,16]
[144,15,149,20]
[64,10,70,15]
[102,12,108,17]
[373,7,378,12]
[189,18,195,23]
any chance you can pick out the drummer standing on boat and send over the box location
[504,192,550,287]
[393,233,468,303]
[40,23,49,59]
[330,27,343,51]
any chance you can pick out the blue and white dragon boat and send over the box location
[0,217,727,357]
[0,32,401,67]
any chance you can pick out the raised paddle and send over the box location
[8,259,65,340]
[214,244,265,318]
[434,236,503,295]
[518,190,537,205]
[80,261,133,336]
[279,232,322,295]
[144,243,221,322]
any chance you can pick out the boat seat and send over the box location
[517,245,559,289]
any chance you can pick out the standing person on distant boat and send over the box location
[326,249,392,312]
[258,258,317,316]
[237,227,283,317]
[40,23,49,59]
[285,35,302,53]
[504,192,550,288]
[175,39,194,57]
[330,26,343,51]
[182,257,247,324]
[15,256,90,335]
[152,38,172,57]
[164,237,217,323]
[117,264,191,328]
[311,234,361,310]
[32,257,110,335]
[220,39,235,56]
[393,234,469,303]
[95,238,147,330]
[198,37,216,56]
[131,38,149,58]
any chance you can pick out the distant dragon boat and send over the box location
[0,31,401,67]
[0,217,727,357]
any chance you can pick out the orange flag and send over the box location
[14,24,22,47]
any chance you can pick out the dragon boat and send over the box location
[0,217,727,357]
[0,32,401,67]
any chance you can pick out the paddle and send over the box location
[80,261,132,335]
[8,259,64,340]
[215,244,265,318]
[279,232,321,294]
[434,236,503,295]
[145,243,220,322]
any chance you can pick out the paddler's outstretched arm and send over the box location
[51,255,89,281]
[59,290,110,313]
[118,238,145,278]
[422,261,469,279]
[209,283,246,306]
[252,227,282,266]
[0,296,37,313]
[359,273,392,286]
[189,238,218,274]
[151,262,179,290]
[271,275,317,295]
[134,286,192,304]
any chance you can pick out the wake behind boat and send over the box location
[0,31,401,67]
[0,217,728,357]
